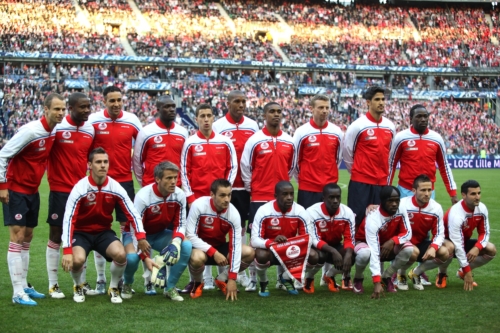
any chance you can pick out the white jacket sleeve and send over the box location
[62,182,86,251]
[431,205,445,249]
[0,125,33,185]
[185,201,211,253]
[174,190,188,238]
[240,137,253,192]
[226,138,238,186]
[341,124,357,174]
[227,209,242,279]
[251,206,270,249]
[114,182,145,237]
[365,216,382,279]
[180,140,194,199]
[447,212,469,269]
[132,129,146,186]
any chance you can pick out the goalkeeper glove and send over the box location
[151,256,166,288]
[161,237,182,266]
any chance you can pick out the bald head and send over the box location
[157,95,175,108]
[156,95,176,125]
[228,90,245,102]
[227,90,247,122]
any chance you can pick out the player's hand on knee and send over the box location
[0,189,9,204]
[214,251,228,266]
[380,239,395,259]
[329,249,343,270]
[161,238,182,266]
[467,247,480,263]
[226,279,237,301]
[371,282,384,299]
[274,235,288,244]
[137,238,151,254]
[62,254,73,272]
[422,247,436,261]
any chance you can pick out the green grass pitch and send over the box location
[0,170,499,333]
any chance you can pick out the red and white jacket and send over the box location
[89,110,142,183]
[400,196,444,249]
[213,114,259,190]
[0,116,56,194]
[180,131,237,204]
[388,127,456,196]
[306,202,356,250]
[251,200,319,249]
[48,115,94,193]
[186,196,242,280]
[241,128,295,201]
[293,120,343,192]
[355,206,412,283]
[133,119,188,186]
[134,184,186,239]
[342,113,395,185]
[62,176,146,255]
[444,200,490,273]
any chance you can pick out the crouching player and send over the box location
[354,186,415,298]
[61,148,152,304]
[397,175,454,290]
[305,183,356,293]
[122,161,192,301]
[445,180,496,291]
[186,179,255,301]
[251,181,319,297]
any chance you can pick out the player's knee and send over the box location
[126,253,140,269]
[399,244,414,260]
[410,245,420,261]
[436,246,449,261]
[189,249,207,266]
[9,226,25,243]
[241,245,255,262]
[255,249,271,264]
[355,248,370,265]
[317,250,327,265]
[308,249,319,265]
[485,243,497,257]
[73,255,86,270]
[24,228,34,242]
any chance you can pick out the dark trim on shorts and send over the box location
[3,190,40,228]
[46,191,70,227]
[72,230,121,262]
[205,243,230,265]
[115,181,135,222]
[415,240,433,262]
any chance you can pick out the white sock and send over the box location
[189,264,204,283]
[470,254,495,270]
[438,256,453,274]
[71,267,84,286]
[142,260,151,285]
[217,265,225,275]
[21,242,30,288]
[110,261,127,289]
[216,267,228,281]
[249,261,257,283]
[326,265,343,277]
[254,259,269,283]
[306,263,322,279]
[8,242,24,296]
[322,263,332,277]
[46,240,60,288]
[203,265,213,280]
[277,265,284,280]
[354,248,370,279]
[81,259,87,284]
[414,259,441,275]
[94,251,107,283]
[383,246,413,279]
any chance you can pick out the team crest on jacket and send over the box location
[408,212,414,219]
[308,135,317,143]
[87,193,96,202]
[39,139,45,147]
[367,129,375,136]
[224,131,233,138]
[51,214,58,220]
[98,122,107,130]
[408,140,416,147]
[15,214,22,220]
[205,216,214,224]
[154,136,162,143]
[62,131,71,139]
[194,144,203,152]
[318,220,327,228]
[260,142,269,149]
[271,218,279,226]
[151,205,161,213]
[286,245,300,259]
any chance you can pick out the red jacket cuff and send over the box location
[448,189,457,197]
[474,242,484,251]
[265,239,273,248]
[430,243,439,251]
[316,240,327,250]
[344,242,354,250]
[173,232,185,241]
[462,265,471,274]
[391,236,400,245]
[228,272,237,280]
[139,252,147,261]
[206,246,217,257]
[187,195,195,204]
[372,275,381,284]
[135,232,146,240]
[0,182,8,190]
[63,247,73,255]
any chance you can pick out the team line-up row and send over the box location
[0,86,494,305]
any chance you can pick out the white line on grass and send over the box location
[491,229,500,232]
[338,182,347,189]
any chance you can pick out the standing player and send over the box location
[354,186,415,298]
[1,93,65,306]
[180,104,237,291]
[398,175,455,290]
[445,180,496,291]
[61,148,151,304]
[241,102,296,291]
[212,90,259,289]
[293,94,343,285]
[388,104,457,203]
[133,95,188,187]
[251,181,319,297]
[186,179,255,301]
[305,183,356,293]
[123,161,192,301]
[342,86,396,227]
[88,86,142,294]
[46,92,95,299]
